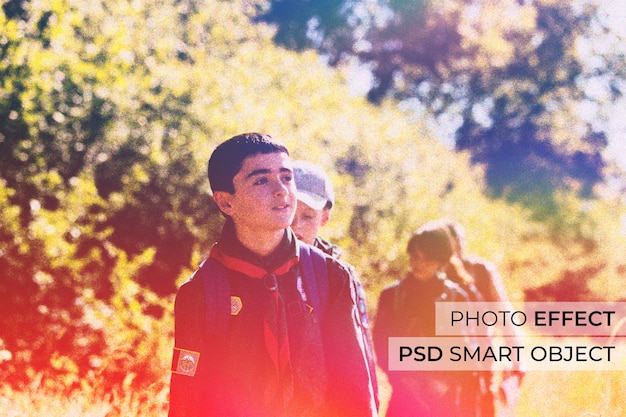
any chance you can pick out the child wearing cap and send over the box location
[291,160,379,410]
[291,160,341,257]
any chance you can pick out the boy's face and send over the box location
[291,201,330,245]
[214,152,297,234]
[408,250,444,282]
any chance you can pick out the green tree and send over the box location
[0,0,217,387]
[258,0,626,221]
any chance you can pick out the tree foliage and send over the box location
[258,0,626,219]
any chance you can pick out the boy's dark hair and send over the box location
[208,132,289,193]
[406,226,453,264]
[437,219,463,251]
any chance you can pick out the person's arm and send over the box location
[372,285,395,375]
[168,278,210,417]
[471,259,507,303]
[321,260,378,417]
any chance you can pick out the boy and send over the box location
[291,159,379,408]
[168,133,377,417]
[442,219,525,416]
[291,160,339,257]
[373,225,476,417]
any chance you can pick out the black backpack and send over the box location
[195,243,329,333]
[194,242,380,409]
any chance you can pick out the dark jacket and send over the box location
[313,234,379,410]
[313,236,343,259]
[168,223,377,417]
[373,273,475,417]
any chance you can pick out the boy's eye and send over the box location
[254,177,268,185]
[282,174,293,182]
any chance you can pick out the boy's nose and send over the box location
[291,215,301,229]
[272,179,289,196]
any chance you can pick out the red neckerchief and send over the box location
[209,244,299,278]
[209,243,297,405]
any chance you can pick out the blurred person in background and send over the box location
[373,224,479,417]
[441,219,525,416]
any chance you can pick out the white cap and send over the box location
[293,160,335,211]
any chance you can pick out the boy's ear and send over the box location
[213,191,234,216]
[320,207,331,227]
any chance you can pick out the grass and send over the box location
[516,370,626,417]
[2,369,625,416]
[0,374,169,417]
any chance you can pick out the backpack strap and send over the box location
[196,257,231,334]
[298,243,329,319]
[196,243,330,333]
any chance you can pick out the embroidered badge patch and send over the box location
[230,296,243,315]
[172,348,200,376]
[286,300,302,316]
